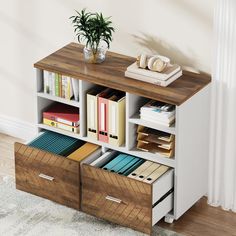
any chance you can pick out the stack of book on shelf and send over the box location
[136,125,175,158]
[43,103,80,134]
[125,63,182,87]
[29,131,101,161]
[140,100,175,127]
[87,86,126,147]
[91,151,170,184]
[43,70,80,101]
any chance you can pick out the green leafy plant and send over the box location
[70,9,115,58]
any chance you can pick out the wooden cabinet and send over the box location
[14,42,211,235]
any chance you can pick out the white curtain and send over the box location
[208,0,236,211]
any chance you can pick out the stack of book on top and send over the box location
[125,63,182,87]
[140,100,175,127]
[43,103,80,134]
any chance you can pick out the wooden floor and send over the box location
[1,133,236,236]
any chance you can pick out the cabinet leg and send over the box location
[164,215,174,224]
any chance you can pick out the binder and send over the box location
[102,154,126,171]
[87,86,106,140]
[109,155,135,173]
[136,163,161,181]
[117,156,140,175]
[122,159,145,176]
[67,143,100,162]
[98,88,116,143]
[108,91,126,146]
[143,165,170,184]
[127,161,153,179]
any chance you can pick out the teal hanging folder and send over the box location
[29,131,84,156]
[102,154,126,171]
[117,156,140,175]
[122,159,145,176]
[110,155,135,173]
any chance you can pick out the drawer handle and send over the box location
[39,173,54,181]
[105,195,122,204]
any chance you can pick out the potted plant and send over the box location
[70,9,115,63]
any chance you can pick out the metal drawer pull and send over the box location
[105,195,122,204]
[39,173,54,181]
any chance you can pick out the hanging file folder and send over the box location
[122,158,145,176]
[109,155,135,173]
[117,156,140,175]
[108,91,126,146]
[87,86,106,140]
[102,154,126,171]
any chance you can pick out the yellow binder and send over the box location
[67,143,100,162]
[87,87,105,140]
[108,93,126,146]
[127,160,153,179]
[136,163,161,181]
[143,165,169,184]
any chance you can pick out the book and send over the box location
[72,78,80,101]
[125,70,182,87]
[126,62,181,81]
[55,74,60,97]
[140,100,175,126]
[43,118,80,133]
[67,143,100,162]
[43,71,50,94]
[43,103,80,126]
[62,76,74,100]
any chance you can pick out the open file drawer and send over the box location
[81,151,174,235]
[14,133,102,210]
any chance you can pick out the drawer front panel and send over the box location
[81,164,152,235]
[15,142,80,210]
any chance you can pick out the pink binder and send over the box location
[98,88,113,143]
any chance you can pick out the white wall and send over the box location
[0,0,214,138]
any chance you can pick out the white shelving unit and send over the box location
[35,67,211,222]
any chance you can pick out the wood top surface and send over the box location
[34,43,211,106]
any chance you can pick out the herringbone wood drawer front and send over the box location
[14,142,80,210]
[81,164,153,234]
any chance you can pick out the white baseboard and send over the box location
[0,115,37,141]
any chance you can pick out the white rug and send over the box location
[0,176,183,236]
